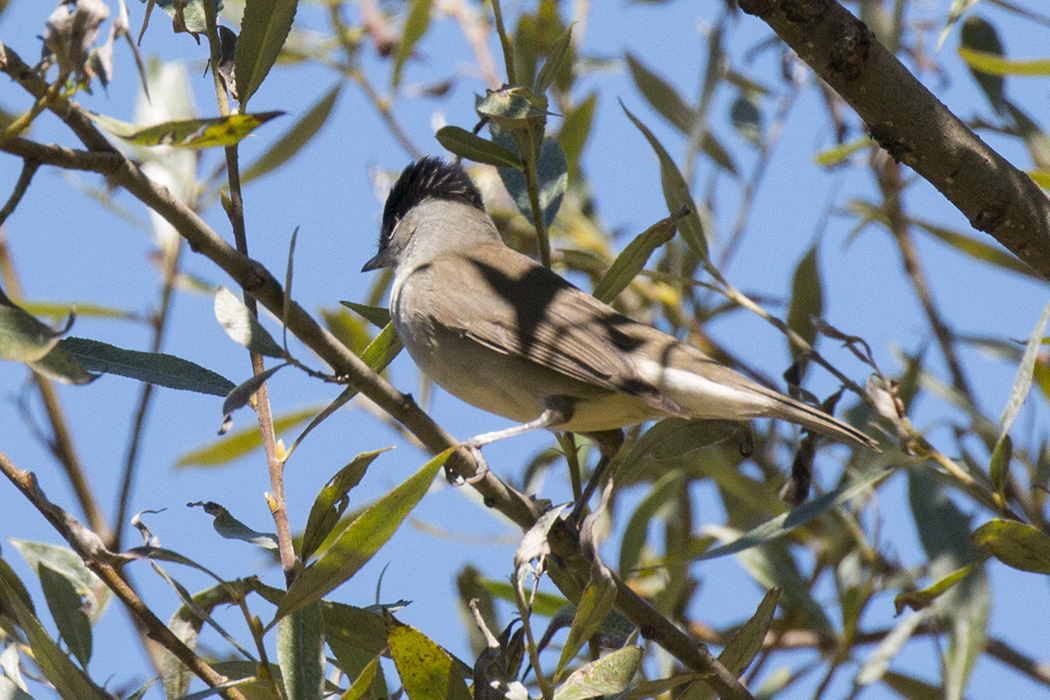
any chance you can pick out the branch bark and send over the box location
[738,0,1050,281]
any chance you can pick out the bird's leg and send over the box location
[458,397,574,484]
[568,429,625,527]
[462,396,574,449]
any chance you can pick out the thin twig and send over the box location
[203,3,298,586]
[0,158,39,226]
[489,0,517,85]
[0,449,249,700]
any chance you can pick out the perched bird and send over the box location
[362,158,876,504]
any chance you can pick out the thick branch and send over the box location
[739,0,1050,281]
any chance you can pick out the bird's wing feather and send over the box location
[424,246,687,416]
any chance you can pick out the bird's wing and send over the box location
[424,246,688,416]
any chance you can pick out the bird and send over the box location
[362,157,877,509]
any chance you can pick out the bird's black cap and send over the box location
[380,157,485,241]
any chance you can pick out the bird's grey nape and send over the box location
[380,158,486,244]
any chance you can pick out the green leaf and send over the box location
[214,286,284,357]
[243,84,341,183]
[0,295,68,363]
[684,588,780,700]
[19,301,136,320]
[277,601,325,700]
[301,449,390,561]
[911,217,1041,279]
[621,103,707,261]
[625,53,695,134]
[322,601,390,658]
[59,337,235,396]
[696,466,893,561]
[385,614,472,700]
[535,24,573,95]
[882,671,944,700]
[339,656,381,700]
[973,519,1050,574]
[188,501,279,550]
[338,302,391,329]
[392,0,431,88]
[559,92,596,179]
[221,362,289,417]
[0,676,37,700]
[786,245,824,354]
[276,450,452,620]
[555,568,617,678]
[87,110,284,148]
[494,132,567,228]
[619,471,686,574]
[161,583,244,699]
[29,343,97,385]
[553,646,642,700]
[958,47,1050,76]
[139,0,223,37]
[0,578,108,700]
[38,565,92,669]
[937,0,980,49]
[989,434,1012,500]
[235,0,298,106]
[10,540,110,624]
[435,126,523,169]
[175,405,321,468]
[729,92,762,146]
[814,137,868,167]
[960,17,1006,111]
[999,299,1050,435]
[893,560,983,613]
[617,675,703,700]
[592,209,683,304]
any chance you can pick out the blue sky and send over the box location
[2,0,1050,698]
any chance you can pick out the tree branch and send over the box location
[738,0,1050,281]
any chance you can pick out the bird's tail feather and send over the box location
[767,395,878,450]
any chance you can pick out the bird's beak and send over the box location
[361,250,388,272]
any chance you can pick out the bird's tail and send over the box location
[766,394,878,450]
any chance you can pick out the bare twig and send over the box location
[0,158,39,227]
[0,449,249,700]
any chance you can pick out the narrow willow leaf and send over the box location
[189,501,279,550]
[555,569,617,678]
[38,565,92,669]
[221,362,289,417]
[856,608,936,687]
[322,601,390,658]
[340,656,381,700]
[553,646,642,700]
[685,588,781,700]
[0,296,67,363]
[435,126,523,169]
[937,0,980,50]
[989,434,1012,498]
[277,601,325,700]
[87,110,283,148]
[29,344,97,385]
[535,24,573,95]
[301,449,390,561]
[882,671,944,700]
[911,217,1040,279]
[10,540,110,624]
[214,286,284,358]
[60,337,235,396]
[392,0,431,88]
[0,579,108,700]
[696,467,893,561]
[175,405,320,468]
[973,519,1050,574]
[625,53,695,134]
[894,560,982,613]
[20,301,136,320]
[619,471,686,574]
[729,92,762,146]
[494,132,567,228]
[814,137,868,167]
[621,103,706,261]
[559,92,596,178]
[339,301,391,329]
[235,0,298,106]
[592,209,683,304]
[243,84,341,183]
[617,675,702,700]
[0,676,36,700]
[786,245,824,354]
[960,17,1006,111]
[162,583,244,699]
[139,0,223,37]
[276,450,452,621]
[385,614,472,700]
[957,47,1050,76]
